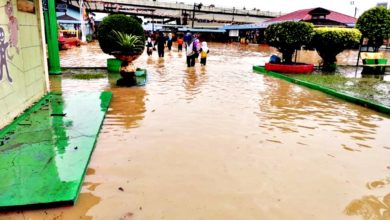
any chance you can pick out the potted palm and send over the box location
[97,14,146,85]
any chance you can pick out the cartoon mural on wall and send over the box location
[0,0,20,83]
[0,27,12,82]
[5,0,19,56]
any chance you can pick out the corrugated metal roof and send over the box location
[265,7,356,25]
[220,7,356,31]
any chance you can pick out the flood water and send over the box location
[1,43,390,220]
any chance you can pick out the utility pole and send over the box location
[191,3,202,28]
[232,7,235,23]
[350,1,357,18]
[192,3,196,28]
[152,11,155,32]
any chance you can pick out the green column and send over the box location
[44,0,61,75]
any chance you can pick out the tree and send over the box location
[265,21,314,63]
[356,6,390,50]
[312,27,361,71]
[97,14,145,55]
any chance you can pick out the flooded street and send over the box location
[1,43,390,220]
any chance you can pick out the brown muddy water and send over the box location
[1,43,390,220]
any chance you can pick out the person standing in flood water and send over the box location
[146,37,153,56]
[155,31,166,58]
[200,41,209,66]
[193,34,200,60]
[167,33,173,51]
[177,35,184,52]
[185,34,195,67]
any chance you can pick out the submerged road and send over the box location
[1,43,389,220]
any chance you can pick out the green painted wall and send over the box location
[0,0,48,129]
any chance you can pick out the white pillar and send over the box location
[80,0,86,42]
[38,0,51,92]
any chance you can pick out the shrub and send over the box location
[86,34,93,42]
[356,7,390,50]
[311,27,361,71]
[97,14,145,55]
[265,21,314,63]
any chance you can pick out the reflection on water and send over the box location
[3,42,389,220]
[103,86,147,129]
[183,67,208,100]
[256,76,383,147]
[345,194,390,220]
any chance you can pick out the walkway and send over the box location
[1,43,389,220]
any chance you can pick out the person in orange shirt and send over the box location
[177,35,184,52]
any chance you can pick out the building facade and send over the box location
[0,0,49,129]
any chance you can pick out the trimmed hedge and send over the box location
[97,14,145,55]
[356,7,390,50]
[312,27,361,71]
[265,21,314,63]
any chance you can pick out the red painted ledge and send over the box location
[265,63,314,74]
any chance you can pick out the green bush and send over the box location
[356,6,390,50]
[265,21,314,63]
[97,14,145,55]
[86,34,93,42]
[312,27,361,71]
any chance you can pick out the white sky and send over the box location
[160,0,387,17]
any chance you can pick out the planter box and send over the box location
[362,58,387,65]
[363,59,376,65]
[107,58,122,73]
[377,58,388,65]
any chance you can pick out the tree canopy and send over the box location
[312,27,361,71]
[356,6,390,50]
[97,14,145,55]
[265,21,314,63]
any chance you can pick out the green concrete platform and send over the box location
[0,92,112,209]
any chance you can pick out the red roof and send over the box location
[265,7,356,25]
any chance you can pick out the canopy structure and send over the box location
[178,28,226,33]
[221,7,357,31]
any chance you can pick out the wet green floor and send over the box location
[0,92,112,209]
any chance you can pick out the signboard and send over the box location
[229,30,239,37]
[17,0,35,13]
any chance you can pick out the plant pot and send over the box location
[112,52,141,63]
[107,58,122,73]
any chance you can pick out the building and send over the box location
[376,2,389,8]
[222,7,357,43]
[0,0,49,128]
[264,7,357,27]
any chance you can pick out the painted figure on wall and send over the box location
[0,27,12,82]
[5,0,19,57]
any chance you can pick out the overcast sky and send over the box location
[159,0,386,17]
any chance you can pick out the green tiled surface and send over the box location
[0,92,112,209]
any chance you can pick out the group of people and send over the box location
[146,32,210,68]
